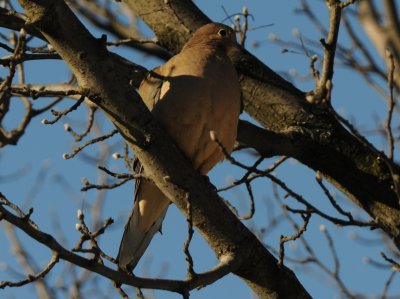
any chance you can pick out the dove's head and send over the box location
[183,23,238,52]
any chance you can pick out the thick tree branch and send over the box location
[17,1,310,298]
[237,120,298,157]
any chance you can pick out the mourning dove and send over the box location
[117,23,241,272]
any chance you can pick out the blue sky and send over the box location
[1,1,399,299]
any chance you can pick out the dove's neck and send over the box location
[181,43,229,62]
[182,38,230,53]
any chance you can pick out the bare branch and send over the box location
[183,194,196,280]
[98,165,135,180]
[2,222,55,299]
[81,176,135,192]
[381,252,400,270]
[0,28,26,103]
[63,129,119,160]
[315,172,354,221]
[385,49,396,160]
[73,209,116,264]
[269,173,376,228]
[0,251,59,290]
[380,270,397,298]
[311,0,342,104]
[278,211,311,268]
[64,106,96,142]
[42,95,85,125]
[11,83,81,99]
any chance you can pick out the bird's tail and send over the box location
[117,180,170,272]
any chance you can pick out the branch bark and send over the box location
[17,0,310,298]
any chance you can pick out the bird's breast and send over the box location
[145,51,241,173]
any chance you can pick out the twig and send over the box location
[385,49,396,160]
[322,227,340,277]
[0,41,14,52]
[239,7,249,47]
[309,54,320,83]
[25,45,56,54]
[64,106,97,142]
[221,5,235,25]
[98,165,135,179]
[0,251,59,289]
[11,83,81,99]
[63,129,119,160]
[217,156,266,192]
[341,13,386,84]
[183,194,196,280]
[2,221,54,298]
[0,28,26,104]
[278,211,311,268]
[123,142,135,170]
[380,270,397,299]
[211,130,285,178]
[269,174,376,228]
[0,192,38,229]
[0,52,60,66]
[215,124,373,227]
[240,181,255,220]
[212,132,286,220]
[107,38,158,47]
[315,172,354,221]
[381,252,400,270]
[312,0,342,104]
[73,209,116,264]
[297,0,328,35]
[42,95,85,125]
[32,97,64,116]
[378,49,400,204]
[81,176,135,192]
[275,187,355,298]
[363,256,392,269]
[0,164,29,183]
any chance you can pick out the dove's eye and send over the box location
[217,29,227,37]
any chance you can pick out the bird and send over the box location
[117,22,242,272]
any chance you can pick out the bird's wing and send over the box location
[138,67,163,110]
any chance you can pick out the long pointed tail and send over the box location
[117,180,170,272]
